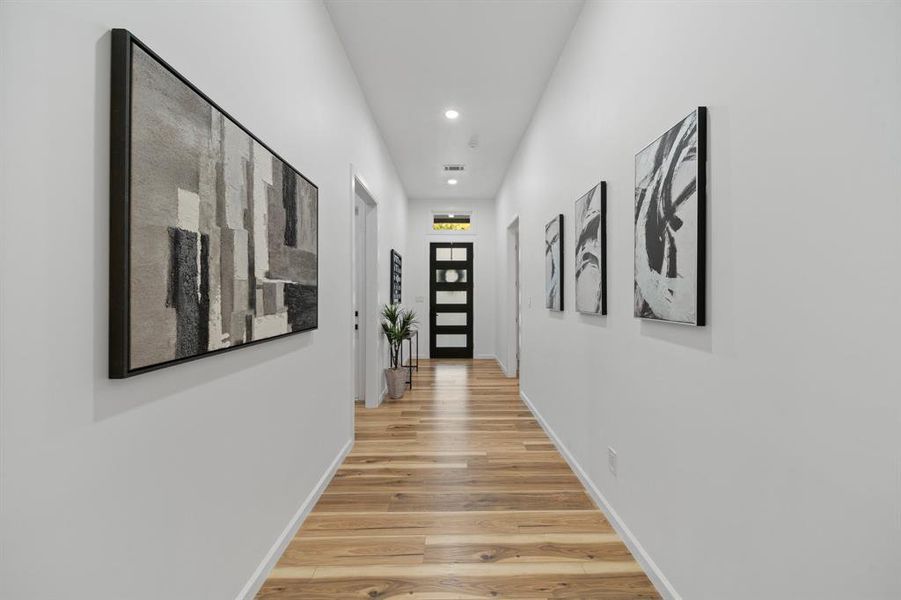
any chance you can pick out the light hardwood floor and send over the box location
[257,359,660,599]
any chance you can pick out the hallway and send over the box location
[258,360,659,599]
[2,2,898,597]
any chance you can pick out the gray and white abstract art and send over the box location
[634,107,706,325]
[545,214,564,311]
[574,182,606,315]
[125,43,318,372]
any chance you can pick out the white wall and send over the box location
[494,2,901,599]
[0,2,406,599]
[406,199,496,359]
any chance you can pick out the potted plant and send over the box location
[381,303,417,399]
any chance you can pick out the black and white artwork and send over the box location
[390,250,402,304]
[634,107,706,326]
[545,214,564,311]
[574,182,607,315]
[109,30,318,377]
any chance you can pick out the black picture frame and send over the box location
[545,214,564,311]
[574,181,607,316]
[390,249,402,305]
[109,29,319,378]
[633,106,706,326]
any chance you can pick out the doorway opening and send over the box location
[506,217,520,377]
[351,171,380,407]
[429,242,474,358]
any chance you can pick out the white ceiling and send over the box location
[326,0,584,201]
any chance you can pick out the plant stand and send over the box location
[401,330,419,389]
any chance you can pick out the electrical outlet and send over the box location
[608,447,617,477]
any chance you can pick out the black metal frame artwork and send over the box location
[545,214,564,311]
[390,249,402,305]
[109,29,319,378]
[574,182,607,316]
[633,106,706,326]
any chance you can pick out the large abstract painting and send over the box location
[109,30,318,377]
[574,182,607,315]
[634,107,706,326]
[545,214,564,311]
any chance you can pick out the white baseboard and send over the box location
[519,390,681,600]
[474,353,497,360]
[235,438,353,600]
[494,355,508,375]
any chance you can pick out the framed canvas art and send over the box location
[545,214,564,311]
[574,182,607,315]
[634,107,707,326]
[390,249,402,305]
[109,29,319,377]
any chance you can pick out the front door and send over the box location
[430,242,473,358]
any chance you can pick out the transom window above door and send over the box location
[432,212,471,231]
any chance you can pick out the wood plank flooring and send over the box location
[257,359,659,599]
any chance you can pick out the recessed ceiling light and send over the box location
[447,213,455,218]
[447,179,458,185]
[444,109,459,120]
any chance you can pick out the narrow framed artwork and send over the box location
[545,214,564,311]
[109,29,319,378]
[634,107,707,326]
[574,182,607,315]
[390,249,402,305]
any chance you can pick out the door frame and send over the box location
[349,166,381,409]
[505,215,520,378]
[429,242,474,358]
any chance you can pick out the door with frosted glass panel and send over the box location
[430,242,473,358]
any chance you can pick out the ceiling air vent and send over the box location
[443,164,465,172]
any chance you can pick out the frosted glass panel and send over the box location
[451,247,467,261]
[436,334,467,347]
[436,269,467,283]
[436,291,467,304]
[436,312,467,326]
[436,247,452,260]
